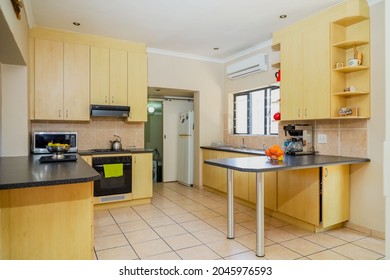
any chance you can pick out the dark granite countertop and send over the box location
[78,148,153,156]
[201,145,266,156]
[204,154,370,172]
[0,154,100,190]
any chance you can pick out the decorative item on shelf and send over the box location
[343,86,356,92]
[338,107,358,117]
[335,62,344,69]
[265,144,284,162]
[348,45,363,67]
[273,112,281,121]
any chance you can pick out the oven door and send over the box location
[93,162,132,196]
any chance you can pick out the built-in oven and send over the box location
[92,155,132,197]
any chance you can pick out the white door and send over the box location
[163,100,193,182]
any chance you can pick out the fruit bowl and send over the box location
[46,143,70,159]
[265,144,284,162]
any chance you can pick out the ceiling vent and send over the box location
[226,53,268,79]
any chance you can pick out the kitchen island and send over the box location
[0,154,100,260]
[204,154,370,257]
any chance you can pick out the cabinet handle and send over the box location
[58,109,61,118]
[324,167,328,177]
[105,96,108,104]
[111,96,114,104]
[305,108,307,117]
[66,110,69,118]
[298,109,301,118]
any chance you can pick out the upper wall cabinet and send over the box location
[128,52,148,122]
[272,0,370,121]
[33,38,90,121]
[29,28,147,122]
[90,47,128,106]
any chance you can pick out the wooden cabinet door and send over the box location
[277,168,320,225]
[110,49,128,105]
[132,153,153,199]
[280,32,303,121]
[322,165,349,227]
[223,152,249,201]
[202,150,226,192]
[64,43,90,121]
[90,46,110,105]
[249,171,277,211]
[34,38,64,120]
[302,22,330,119]
[128,52,148,122]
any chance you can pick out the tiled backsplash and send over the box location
[31,118,144,150]
[223,114,368,157]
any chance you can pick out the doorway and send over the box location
[145,87,195,183]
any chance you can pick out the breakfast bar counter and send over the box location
[204,154,370,257]
[0,155,100,260]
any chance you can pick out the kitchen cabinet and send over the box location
[330,17,370,119]
[131,153,153,199]
[202,149,277,208]
[33,38,90,121]
[128,52,148,122]
[279,21,330,121]
[277,165,349,230]
[90,47,128,106]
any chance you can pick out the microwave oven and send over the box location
[31,132,78,154]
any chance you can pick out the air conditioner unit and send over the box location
[226,53,268,79]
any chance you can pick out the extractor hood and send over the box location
[90,104,130,117]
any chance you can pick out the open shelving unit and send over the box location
[330,16,370,119]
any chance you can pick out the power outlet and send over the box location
[318,134,327,144]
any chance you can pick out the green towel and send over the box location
[103,163,123,178]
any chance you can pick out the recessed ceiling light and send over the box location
[279,15,287,19]
[214,47,219,51]
[73,22,80,26]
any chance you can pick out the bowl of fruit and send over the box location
[46,142,70,159]
[265,144,284,162]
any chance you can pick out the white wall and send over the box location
[147,52,225,187]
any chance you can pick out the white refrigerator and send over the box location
[177,110,194,186]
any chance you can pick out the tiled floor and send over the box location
[93,182,385,260]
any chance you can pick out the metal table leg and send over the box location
[256,172,265,257]
[227,169,234,239]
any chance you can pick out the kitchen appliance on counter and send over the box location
[283,124,315,155]
[31,132,78,162]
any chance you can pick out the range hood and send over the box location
[90,104,130,117]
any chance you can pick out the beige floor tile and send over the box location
[235,233,256,250]
[118,219,150,233]
[94,209,111,219]
[307,250,350,260]
[109,208,142,224]
[281,238,325,256]
[124,228,160,244]
[204,216,228,227]
[142,251,182,260]
[163,233,202,250]
[159,205,188,216]
[191,228,226,244]
[94,234,129,251]
[215,223,253,237]
[224,251,266,260]
[264,244,302,260]
[265,228,297,243]
[151,200,178,209]
[94,216,116,227]
[176,244,221,260]
[180,203,208,212]
[132,239,173,259]
[96,245,138,260]
[331,243,383,260]
[206,239,250,258]
[234,212,256,223]
[145,215,176,227]
[192,209,221,220]
[181,220,215,232]
[325,228,368,242]
[94,224,122,238]
[153,224,188,238]
[170,212,199,223]
[303,232,347,249]
[352,237,385,255]
[135,209,166,219]
[279,225,312,237]
[264,217,289,228]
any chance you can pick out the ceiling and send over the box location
[25,0,353,62]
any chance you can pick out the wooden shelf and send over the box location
[332,91,369,96]
[333,40,369,49]
[333,65,369,73]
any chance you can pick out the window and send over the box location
[233,86,280,135]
